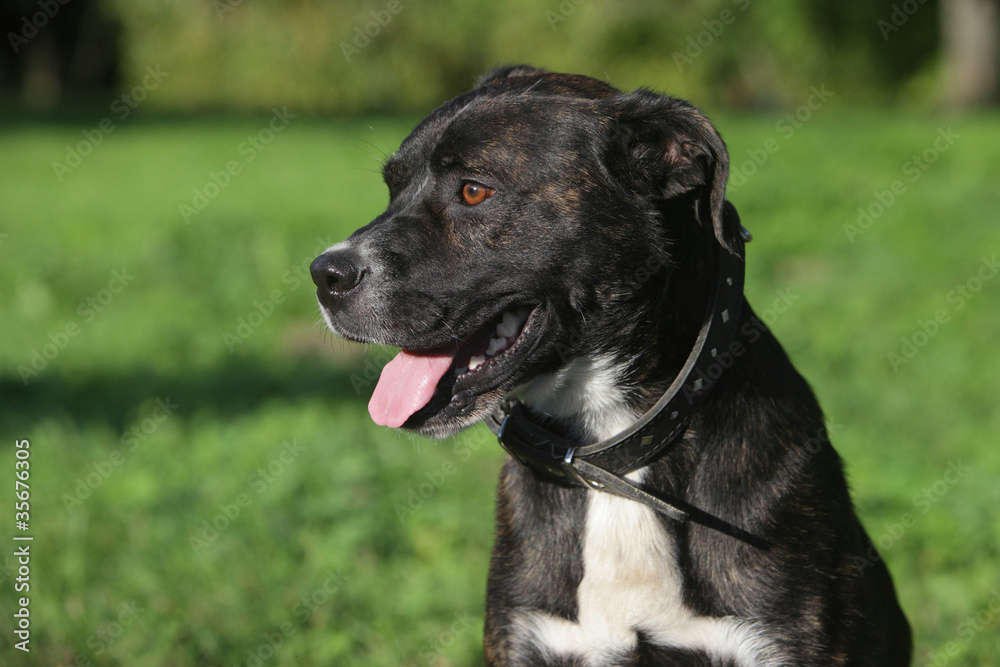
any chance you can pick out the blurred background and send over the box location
[1,0,998,665]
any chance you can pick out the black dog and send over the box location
[311,66,911,666]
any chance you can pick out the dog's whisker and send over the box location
[352,136,390,165]
[348,143,389,172]
[368,125,395,157]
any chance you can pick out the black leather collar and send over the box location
[486,210,754,537]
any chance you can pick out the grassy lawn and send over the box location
[1,108,998,666]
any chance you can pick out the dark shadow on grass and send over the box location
[0,355,368,433]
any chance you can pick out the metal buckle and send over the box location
[561,447,604,489]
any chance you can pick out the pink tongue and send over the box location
[368,349,455,428]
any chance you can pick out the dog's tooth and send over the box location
[497,310,519,338]
[468,355,485,371]
[486,337,506,357]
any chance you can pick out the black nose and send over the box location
[311,250,365,297]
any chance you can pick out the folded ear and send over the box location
[605,89,742,256]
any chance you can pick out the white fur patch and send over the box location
[516,354,636,441]
[513,354,779,665]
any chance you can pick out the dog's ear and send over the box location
[605,89,741,255]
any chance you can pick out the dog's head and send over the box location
[312,66,742,438]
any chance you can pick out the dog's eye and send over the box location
[460,181,495,206]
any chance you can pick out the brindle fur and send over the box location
[311,66,911,666]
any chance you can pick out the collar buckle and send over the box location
[562,447,605,490]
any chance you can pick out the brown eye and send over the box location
[460,181,495,206]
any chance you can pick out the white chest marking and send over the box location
[513,355,779,665]
[516,354,637,442]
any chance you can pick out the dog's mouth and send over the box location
[368,304,543,430]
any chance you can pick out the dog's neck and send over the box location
[516,354,640,442]
[517,232,718,446]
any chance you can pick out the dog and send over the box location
[311,66,911,666]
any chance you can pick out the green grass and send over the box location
[1,109,998,665]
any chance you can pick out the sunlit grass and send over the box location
[1,110,998,665]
